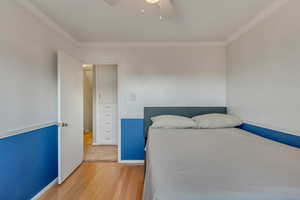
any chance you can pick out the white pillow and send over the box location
[192,114,242,129]
[151,115,196,129]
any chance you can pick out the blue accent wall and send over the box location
[240,123,300,149]
[120,119,300,161]
[121,119,145,160]
[0,125,58,200]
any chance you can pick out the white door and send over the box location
[57,51,83,184]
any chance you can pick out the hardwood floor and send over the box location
[39,162,145,200]
[84,132,118,161]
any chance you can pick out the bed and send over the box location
[143,107,300,200]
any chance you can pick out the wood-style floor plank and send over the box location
[39,162,144,200]
[84,132,118,161]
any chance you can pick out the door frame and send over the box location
[92,61,121,162]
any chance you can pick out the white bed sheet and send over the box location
[143,128,300,200]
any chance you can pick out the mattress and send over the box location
[143,128,300,200]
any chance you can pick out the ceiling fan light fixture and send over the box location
[145,0,160,4]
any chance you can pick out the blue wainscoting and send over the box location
[121,119,145,161]
[240,123,300,149]
[0,125,58,200]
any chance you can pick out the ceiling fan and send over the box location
[103,0,174,19]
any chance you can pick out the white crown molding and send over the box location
[225,0,289,45]
[15,0,79,46]
[14,0,289,48]
[79,41,226,48]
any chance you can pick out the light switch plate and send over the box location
[129,93,136,101]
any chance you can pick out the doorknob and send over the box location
[59,122,69,127]
[63,123,69,127]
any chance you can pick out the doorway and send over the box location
[82,65,93,153]
[83,64,118,162]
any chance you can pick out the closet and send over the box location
[95,64,118,145]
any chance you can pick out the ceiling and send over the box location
[28,0,276,43]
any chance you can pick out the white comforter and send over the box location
[143,128,300,200]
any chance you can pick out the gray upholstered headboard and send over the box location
[144,107,227,139]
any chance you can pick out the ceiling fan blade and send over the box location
[104,0,121,6]
[159,0,174,18]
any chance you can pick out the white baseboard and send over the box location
[92,142,117,146]
[31,178,57,200]
[118,160,144,164]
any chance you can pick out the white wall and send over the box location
[0,0,79,136]
[98,65,118,104]
[227,0,300,135]
[81,44,226,118]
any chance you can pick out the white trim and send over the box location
[118,116,144,119]
[226,0,290,45]
[57,51,62,185]
[92,65,97,144]
[0,122,58,139]
[117,65,122,163]
[243,120,300,137]
[80,41,226,48]
[31,178,57,200]
[15,0,79,46]
[92,143,118,146]
[119,160,144,164]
